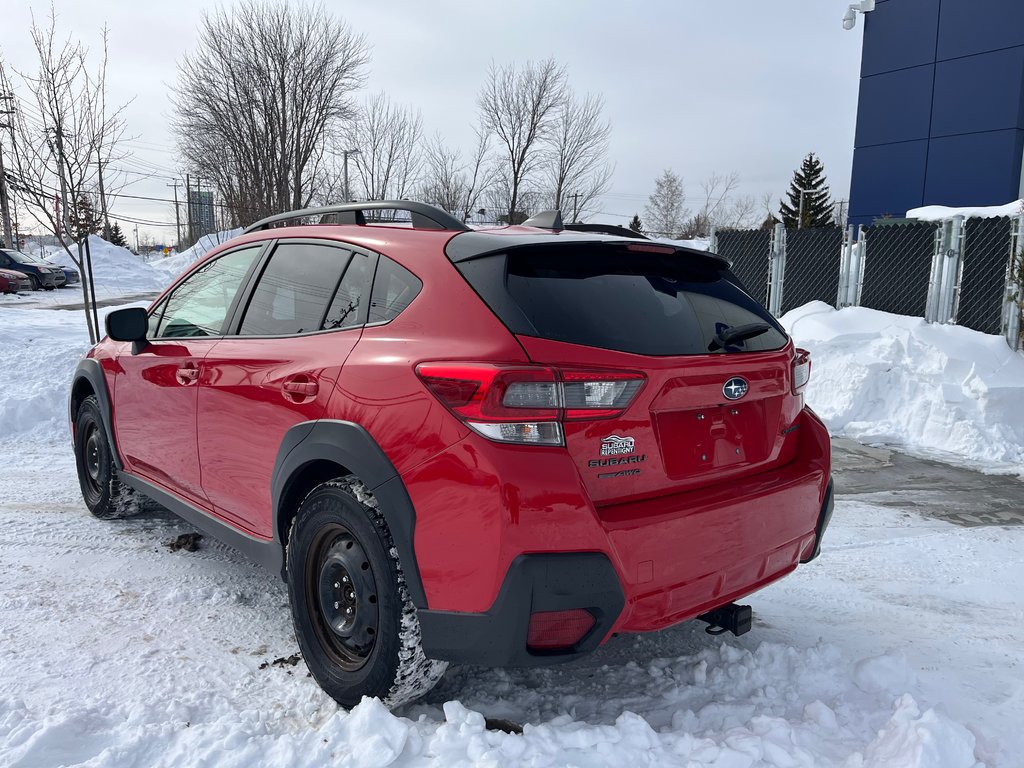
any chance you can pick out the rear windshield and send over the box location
[459,246,788,356]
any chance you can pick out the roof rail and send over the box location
[242,201,471,234]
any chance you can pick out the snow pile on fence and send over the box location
[783,301,1024,469]
[907,199,1023,222]
[43,236,176,293]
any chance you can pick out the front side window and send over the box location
[238,243,353,336]
[155,246,261,338]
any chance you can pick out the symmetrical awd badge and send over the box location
[723,377,749,401]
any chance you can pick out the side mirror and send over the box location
[105,307,149,353]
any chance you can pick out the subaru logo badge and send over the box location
[723,377,748,401]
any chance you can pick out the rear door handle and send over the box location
[176,362,200,385]
[282,375,319,401]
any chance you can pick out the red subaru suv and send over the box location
[70,202,832,708]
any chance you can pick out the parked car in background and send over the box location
[60,266,81,287]
[0,268,31,294]
[0,249,63,290]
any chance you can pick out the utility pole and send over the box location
[185,173,193,246]
[0,93,14,249]
[569,192,581,223]
[95,143,111,238]
[134,223,139,252]
[167,179,182,249]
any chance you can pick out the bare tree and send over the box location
[680,172,758,237]
[478,58,567,224]
[346,93,423,203]
[644,169,687,238]
[418,130,494,222]
[172,1,370,227]
[1,13,129,342]
[542,92,612,221]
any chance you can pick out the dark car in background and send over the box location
[0,249,65,290]
[0,268,31,294]
[60,266,81,287]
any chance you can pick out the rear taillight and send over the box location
[792,348,811,395]
[416,363,645,446]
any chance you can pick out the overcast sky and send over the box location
[2,0,865,244]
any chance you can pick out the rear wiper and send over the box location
[708,322,771,352]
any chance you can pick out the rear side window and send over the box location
[323,251,376,330]
[368,257,422,324]
[238,243,351,336]
[461,246,787,356]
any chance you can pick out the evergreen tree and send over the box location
[629,213,643,233]
[69,194,103,240]
[779,153,833,229]
[107,222,128,248]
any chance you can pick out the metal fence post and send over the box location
[1004,213,1024,351]
[837,225,854,307]
[708,226,718,254]
[852,225,866,307]
[941,215,966,324]
[768,223,786,316]
[925,222,949,323]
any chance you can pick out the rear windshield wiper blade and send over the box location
[709,322,771,352]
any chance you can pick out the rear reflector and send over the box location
[526,609,595,650]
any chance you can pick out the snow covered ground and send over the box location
[0,300,1021,767]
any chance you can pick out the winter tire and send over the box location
[29,276,40,291]
[74,395,136,519]
[286,477,447,709]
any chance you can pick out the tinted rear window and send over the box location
[464,246,788,356]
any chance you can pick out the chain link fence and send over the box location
[779,228,844,314]
[715,229,769,306]
[956,217,1014,335]
[712,216,1021,349]
[858,222,937,318]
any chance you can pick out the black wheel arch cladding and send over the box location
[271,420,427,609]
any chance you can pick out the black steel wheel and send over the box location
[73,395,134,519]
[286,477,446,708]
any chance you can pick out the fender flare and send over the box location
[271,420,427,609]
[71,359,122,471]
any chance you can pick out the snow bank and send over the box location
[153,229,242,276]
[43,236,175,293]
[782,301,1024,469]
[0,303,145,440]
[907,199,1023,222]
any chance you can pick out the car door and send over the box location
[112,244,265,507]
[198,240,377,538]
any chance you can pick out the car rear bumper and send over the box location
[410,407,833,666]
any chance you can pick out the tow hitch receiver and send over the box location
[697,603,752,636]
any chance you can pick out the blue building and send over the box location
[848,0,1024,227]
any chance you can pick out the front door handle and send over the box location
[175,362,200,385]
